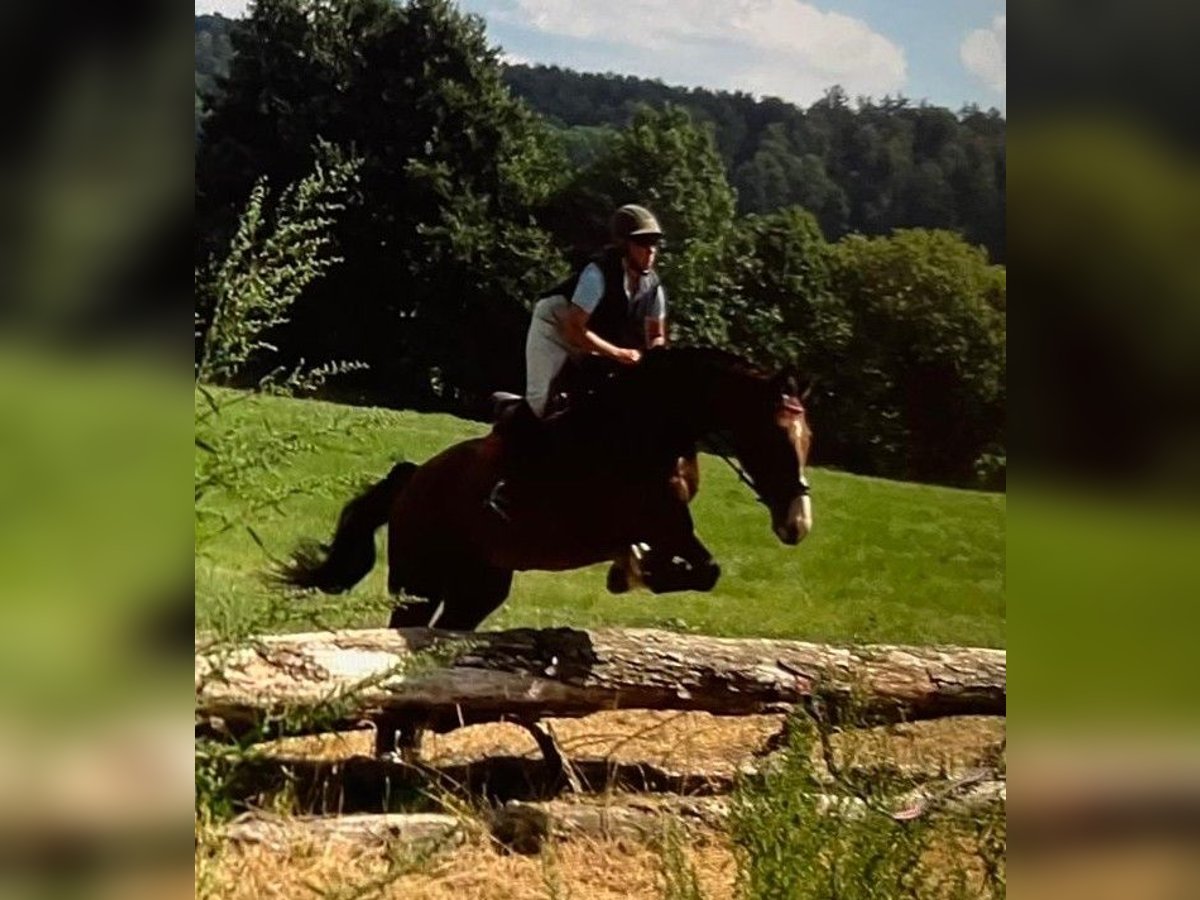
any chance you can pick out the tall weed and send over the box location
[726,712,1004,900]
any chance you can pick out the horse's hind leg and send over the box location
[606,542,650,594]
[670,452,700,503]
[386,559,448,627]
[436,563,514,630]
[386,557,512,631]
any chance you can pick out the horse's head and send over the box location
[623,348,815,544]
[728,370,815,545]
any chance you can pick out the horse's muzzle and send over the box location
[773,494,812,545]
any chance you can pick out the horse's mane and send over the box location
[641,345,773,381]
[540,346,786,474]
[549,346,774,437]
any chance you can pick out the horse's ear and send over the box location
[772,370,812,401]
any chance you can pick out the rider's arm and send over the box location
[644,284,667,348]
[560,305,640,363]
[645,316,667,348]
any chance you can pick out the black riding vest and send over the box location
[542,249,661,349]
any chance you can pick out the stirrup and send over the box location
[486,479,512,522]
[628,542,649,583]
[491,392,524,422]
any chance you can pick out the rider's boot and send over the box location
[493,396,544,462]
[487,395,545,519]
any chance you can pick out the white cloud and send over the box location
[960,14,1005,94]
[499,49,531,65]
[512,0,906,103]
[196,0,909,104]
[195,0,249,16]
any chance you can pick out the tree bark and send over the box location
[491,782,1006,851]
[220,811,463,852]
[196,627,1005,739]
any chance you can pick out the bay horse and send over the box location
[278,347,813,630]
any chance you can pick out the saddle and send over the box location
[490,356,620,431]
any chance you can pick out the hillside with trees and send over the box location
[504,65,1005,264]
[196,15,1005,264]
[194,1,1004,488]
[195,14,234,136]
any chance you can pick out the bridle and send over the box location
[706,396,811,508]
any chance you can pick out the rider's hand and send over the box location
[618,348,642,365]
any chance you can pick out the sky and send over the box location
[195,0,1006,113]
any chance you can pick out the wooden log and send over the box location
[196,627,1005,739]
[220,811,463,852]
[491,781,1007,852]
[490,796,730,853]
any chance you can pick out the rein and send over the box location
[705,431,811,507]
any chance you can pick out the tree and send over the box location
[196,144,362,387]
[581,104,737,243]
[195,150,366,558]
[828,229,1005,484]
[700,207,844,381]
[195,14,236,139]
[196,0,564,409]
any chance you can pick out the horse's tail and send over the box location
[274,461,418,593]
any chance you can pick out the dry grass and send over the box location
[827,716,1004,774]
[200,827,737,900]
[200,714,1005,898]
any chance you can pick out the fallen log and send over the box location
[196,627,1005,739]
[490,796,730,853]
[492,782,1007,851]
[221,811,463,852]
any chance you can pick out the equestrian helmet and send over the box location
[610,204,664,243]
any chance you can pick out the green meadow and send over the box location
[196,389,1005,648]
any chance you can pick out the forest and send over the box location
[194,2,1005,488]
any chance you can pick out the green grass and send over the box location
[196,389,1004,648]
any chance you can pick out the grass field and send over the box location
[195,389,1005,648]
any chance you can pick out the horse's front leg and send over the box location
[606,541,649,594]
[616,486,721,595]
[606,458,702,594]
[669,451,700,504]
[639,532,721,594]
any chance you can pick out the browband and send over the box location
[780,395,805,415]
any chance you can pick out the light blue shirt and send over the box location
[570,262,667,321]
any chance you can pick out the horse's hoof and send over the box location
[696,560,721,591]
[606,563,631,594]
[643,558,720,594]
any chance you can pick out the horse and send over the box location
[277,347,814,630]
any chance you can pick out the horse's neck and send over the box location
[621,358,739,449]
[551,353,749,467]
[547,378,691,471]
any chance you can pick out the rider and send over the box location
[525,203,668,418]
[489,204,668,503]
